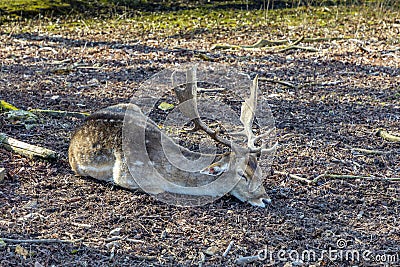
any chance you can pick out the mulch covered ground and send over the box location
[0,12,399,266]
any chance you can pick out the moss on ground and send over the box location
[0,0,398,44]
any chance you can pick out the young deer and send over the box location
[69,68,276,207]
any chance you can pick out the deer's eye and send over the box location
[238,169,248,181]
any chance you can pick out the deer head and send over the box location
[172,66,277,207]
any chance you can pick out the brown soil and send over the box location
[0,14,399,267]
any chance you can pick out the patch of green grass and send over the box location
[1,1,398,44]
[0,0,69,13]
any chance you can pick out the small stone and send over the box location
[0,168,5,183]
[204,246,219,256]
[160,230,167,239]
[357,211,364,220]
[109,227,122,236]
[88,78,99,85]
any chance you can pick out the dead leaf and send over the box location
[15,244,29,258]
[158,102,175,111]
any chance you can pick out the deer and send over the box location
[68,67,276,207]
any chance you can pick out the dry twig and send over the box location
[376,129,400,142]
[274,171,314,184]
[258,77,297,89]
[344,145,389,155]
[276,171,400,184]
[0,100,19,111]
[222,241,234,257]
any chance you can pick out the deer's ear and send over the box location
[200,162,229,176]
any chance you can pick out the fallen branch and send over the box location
[0,133,57,160]
[1,237,83,244]
[29,109,89,119]
[376,129,400,142]
[349,38,400,54]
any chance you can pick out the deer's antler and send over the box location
[237,75,277,154]
[172,67,276,155]
[172,67,233,149]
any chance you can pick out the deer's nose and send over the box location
[262,198,272,205]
